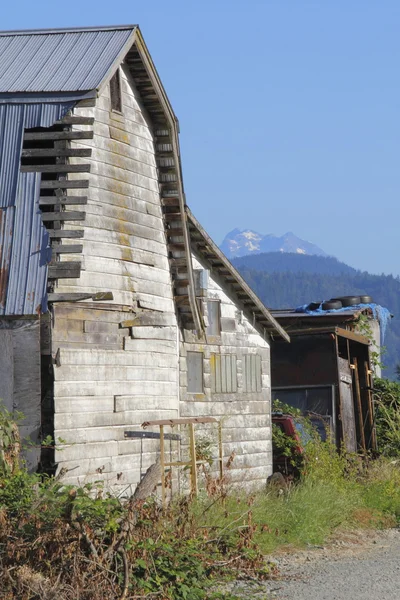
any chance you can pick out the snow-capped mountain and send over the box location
[220,229,328,259]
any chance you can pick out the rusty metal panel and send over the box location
[0,206,14,310]
[0,101,72,315]
[0,26,135,93]
[211,354,237,393]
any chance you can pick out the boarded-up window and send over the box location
[187,351,203,393]
[110,69,122,112]
[242,354,262,393]
[206,300,221,336]
[211,354,237,393]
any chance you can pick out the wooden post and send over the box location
[364,361,377,450]
[218,421,223,481]
[160,425,166,509]
[352,357,366,452]
[188,422,198,496]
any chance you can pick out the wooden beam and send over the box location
[52,244,83,254]
[39,196,87,206]
[48,291,113,302]
[41,211,85,222]
[24,131,93,141]
[48,262,81,279]
[352,357,366,453]
[56,116,95,125]
[40,180,89,190]
[162,197,180,206]
[21,164,91,173]
[21,148,92,158]
[75,98,96,108]
[46,230,84,239]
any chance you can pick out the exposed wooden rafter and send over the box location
[126,33,204,335]
[21,106,94,297]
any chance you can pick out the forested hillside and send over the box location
[232,252,399,379]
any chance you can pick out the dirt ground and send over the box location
[224,528,400,599]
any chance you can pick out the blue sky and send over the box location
[3,1,400,275]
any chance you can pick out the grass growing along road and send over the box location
[2,398,400,599]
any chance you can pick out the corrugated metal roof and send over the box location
[0,26,136,93]
[0,101,73,315]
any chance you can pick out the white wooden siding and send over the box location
[52,65,179,491]
[180,253,272,488]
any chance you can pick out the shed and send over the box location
[271,309,378,453]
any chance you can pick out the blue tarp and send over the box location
[294,302,392,346]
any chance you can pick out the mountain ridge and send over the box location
[220,228,328,259]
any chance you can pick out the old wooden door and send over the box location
[338,357,357,453]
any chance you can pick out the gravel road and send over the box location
[226,529,400,600]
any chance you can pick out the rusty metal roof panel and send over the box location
[0,206,14,310]
[0,101,72,315]
[0,26,136,93]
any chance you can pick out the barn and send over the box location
[0,25,289,492]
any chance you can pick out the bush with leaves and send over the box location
[373,378,400,457]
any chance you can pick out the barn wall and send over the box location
[51,65,179,491]
[179,255,272,489]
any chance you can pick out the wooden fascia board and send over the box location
[186,207,290,343]
[129,31,204,336]
[335,327,370,346]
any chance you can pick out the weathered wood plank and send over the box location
[72,135,155,167]
[56,116,95,125]
[54,410,178,434]
[54,396,114,414]
[24,130,94,141]
[41,212,86,222]
[80,240,166,269]
[130,326,177,341]
[54,379,176,399]
[83,201,162,230]
[123,337,176,354]
[52,244,83,254]
[55,364,177,383]
[21,148,92,158]
[59,348,177,367]
[21,164,91,173]
[40,180,89,190]
[47,230,84,239]
[48,262,81,279]
[120,312,176,327]
[115,395,177,412]
[39,196,88,206]
[48,292,113,302]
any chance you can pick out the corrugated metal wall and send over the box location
[0,101,73,315]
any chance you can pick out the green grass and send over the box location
[191,449,400,557]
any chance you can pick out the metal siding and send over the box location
[0,28,135,93]
[0,206,14,309]
[0,104,24,206]
[0,101,73,315]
